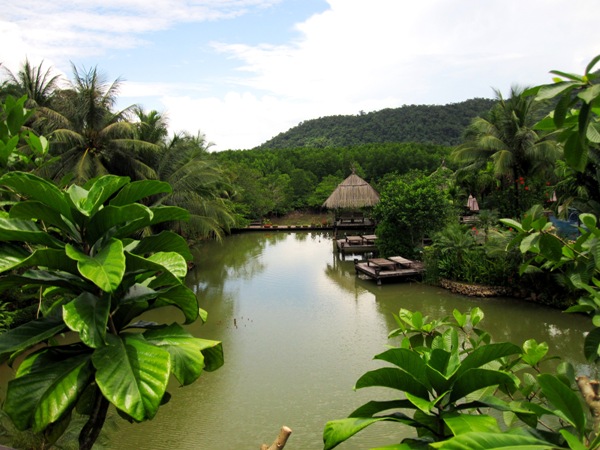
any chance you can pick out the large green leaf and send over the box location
[535,81,579,101]
[587,121,600,144]
[323,417,412,450]
[4,350,93,432]
[109,180,172,206]
[66,185,89,216]
[0,315,66,363]
[374,348,429,387]
[538,233,563,262]
[443,413,501,435]
[559,429,588,450]
[405,391,439,414]
[122,284,159,304]
[124,252,181,287]
[66,239,125,293]
[148,206,190,226]
[147,252,188,280]
[128,231,193,261]
[0,247,78,274]
[0,243,31,273]
[430,431,558,449]
[537,373,586,436]
[63,292,109,348]
[349,399,415,418]
[355,367,429,399]
[86,203,152,244]
[564,131,588,172]
[0,172,72,221]
[473,396,538,428]
[9,201,78,237]
[450,368,516,403]
[0,218,64,248]
[452,342,521,379]
[82,175,130,216]
[0,270,89,293]
[578,84,600,104]
[199,341,225,372]
[152,284,199,323]
[425,363,451,396]
[93,334,170,421]
[144,324,222,385]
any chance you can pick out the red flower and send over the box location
[525,186,529,191]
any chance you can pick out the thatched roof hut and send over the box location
[322,172,380,210]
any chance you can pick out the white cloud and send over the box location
[1,1,280,70]
[217,0,599,105]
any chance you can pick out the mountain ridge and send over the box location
[255,98,496,149]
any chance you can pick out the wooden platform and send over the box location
[335,235,378,254]
[354,256,424,285]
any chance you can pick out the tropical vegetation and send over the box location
[0,170,223,449]
[326,55,600,449]
[258,98,496,149]
[2,49,600,449]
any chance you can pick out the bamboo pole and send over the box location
[260,426,292,450]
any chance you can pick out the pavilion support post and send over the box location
[260,426,292,450]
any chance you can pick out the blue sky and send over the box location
[3,0,600,150]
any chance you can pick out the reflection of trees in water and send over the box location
[323,253,592,370]
[291,230,329,243]
[189,231,593,376]
[187,234,269,297]
[324,253,369,299]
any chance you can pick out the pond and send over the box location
[108,230,590,449]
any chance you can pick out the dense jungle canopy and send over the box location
[256,98,496,149]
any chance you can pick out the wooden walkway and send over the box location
[335,234,378,254]
[354,256,424,285]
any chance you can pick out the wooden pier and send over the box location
[354,256,424,285]
[335,234,378,254]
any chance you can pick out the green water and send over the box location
[105,231,590,449]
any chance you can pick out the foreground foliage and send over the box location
[0,172,223,449]
[324,308,598,449]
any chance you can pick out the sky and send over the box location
[2,0,600,151]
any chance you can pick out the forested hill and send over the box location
[256,98,496,149]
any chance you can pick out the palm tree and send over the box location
[133,106,169,145]
[152,131,239,239]
[1,59,62,107]
[452,86,561,215]
[42,64,158,184]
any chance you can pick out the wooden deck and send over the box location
[354,256,424,284]
[335,234,378,254]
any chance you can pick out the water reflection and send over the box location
[109,231,593,449]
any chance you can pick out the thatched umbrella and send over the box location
[322,172,380,209]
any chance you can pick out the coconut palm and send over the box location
[153,131,239,239]
[1,59,62,107]
[42,64,158,184]
[452,86,561,215]
[133,106,169,145]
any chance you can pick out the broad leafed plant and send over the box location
[0,171,223,449]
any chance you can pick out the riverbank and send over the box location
[439,278,512,297]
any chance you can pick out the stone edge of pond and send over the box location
[439,278,513,297]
